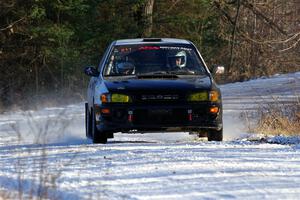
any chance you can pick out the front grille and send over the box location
[193,108,207,118]
[140,94,180,101]
[133,108,188,125]
[112,108,127,121]
[133,92,185,104]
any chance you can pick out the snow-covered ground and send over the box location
[0,72,299,199]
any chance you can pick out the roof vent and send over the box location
[142,38,162,42]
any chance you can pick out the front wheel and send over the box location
[91,108,108,144]
[85,103,92,138]
[207,129,223,141]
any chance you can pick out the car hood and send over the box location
[103,75,212,93]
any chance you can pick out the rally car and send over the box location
[84,38,224,143]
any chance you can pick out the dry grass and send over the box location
[249,97,300,136]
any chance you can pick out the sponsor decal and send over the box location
[141,94,179,100]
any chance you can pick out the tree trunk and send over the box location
[143,0,155,37]
[229,0,241,74]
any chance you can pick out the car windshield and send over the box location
[103,44,207,76]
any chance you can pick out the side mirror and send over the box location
[84,66,100,77]
[213,65,225,75]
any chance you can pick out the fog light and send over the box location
[209,106,219,114]
[101,108,110,114]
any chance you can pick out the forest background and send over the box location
[1,0,299,111]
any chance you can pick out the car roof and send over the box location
[115,38,191,45]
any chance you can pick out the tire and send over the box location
[85,103,92,138]
[107,132,114,138]
[207,129,223,141]
[91,108,107,144]
[197,130,207,138]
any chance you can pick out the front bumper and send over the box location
[94,102,222,132]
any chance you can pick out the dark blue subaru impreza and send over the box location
[84,38,224,143]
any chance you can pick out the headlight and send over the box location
[187,91,219,102]
[101,93,131,103]
[111,94,131,102]
[187,92,208,101]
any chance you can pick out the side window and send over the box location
[104,47,137,76]
[105,55,115,75]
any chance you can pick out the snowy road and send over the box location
[0,72,299,199]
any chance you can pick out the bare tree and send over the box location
[214,0,300,80]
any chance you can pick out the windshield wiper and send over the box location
[136,71,179,79]
[137,71,168,76]
[104,74,137,78]
[168,70,198,75]
[135,69,202,78]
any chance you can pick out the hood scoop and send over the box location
[137,74,179,79]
